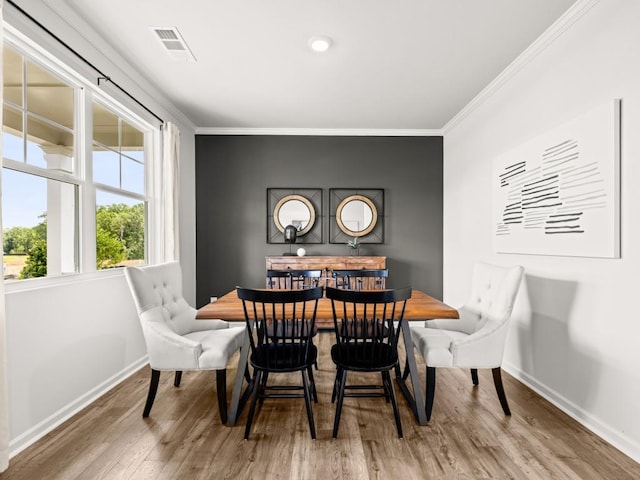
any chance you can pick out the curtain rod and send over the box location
[6,0,165,126]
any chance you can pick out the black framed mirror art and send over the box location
[267,188,323,244]
[330,188,384,244]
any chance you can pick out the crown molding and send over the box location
[442,0,601,134]
[195,127,442,137]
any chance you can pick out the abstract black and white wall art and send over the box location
[493,99,620,258]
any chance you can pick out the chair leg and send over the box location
[143,369,161,417]
[492,367,511,416]
[381,372,390,403]
[332,369,348,438]
[331,367,342,403]
[244,365,251,383]
[216,369,228,424]
[311,337,319,370]
[307,366,318,402]
[402,357,411,381]
[394,359,402,378]
[301,370,317,439]
[174,371,182,387]
[385,370,403,438]
[425,366,436,422]
[244,370,263,440]
[471,368,479,386]
[259,372,269,405]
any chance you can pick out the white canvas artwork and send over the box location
[493,99,620,258]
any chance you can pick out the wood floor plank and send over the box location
[3,332,639,479]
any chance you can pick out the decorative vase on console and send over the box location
[347,237,360,256]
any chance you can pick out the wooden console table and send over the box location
[265,255,386,288]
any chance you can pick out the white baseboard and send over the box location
[503,361,640,464]
[9,356,149,458]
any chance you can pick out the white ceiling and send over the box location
[58,0,577,131]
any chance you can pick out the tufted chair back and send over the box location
[125,261,196,336]
[462,261,523,335]
[428,262,523,337]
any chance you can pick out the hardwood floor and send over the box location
[4,332,639,479]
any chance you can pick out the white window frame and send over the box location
[2,25,160,293]
[90,93,156,272]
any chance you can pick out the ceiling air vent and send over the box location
[150,27,197,62]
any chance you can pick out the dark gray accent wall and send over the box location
[195,135,443,307]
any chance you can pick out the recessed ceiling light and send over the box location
[308,35,332,53]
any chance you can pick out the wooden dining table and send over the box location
[197,288,459,426]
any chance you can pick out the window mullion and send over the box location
[93,182,146,203]
[2,159,79,184]
[21,54,27,164]
[81,89,97,273]
[147,129,160,264]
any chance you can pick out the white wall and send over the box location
[5,275,146,452]
[443,0,640,462]
[178,132,197,305]
[4,1,197,454]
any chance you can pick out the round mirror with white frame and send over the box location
[273,194,315,236]
[336,194,377,237]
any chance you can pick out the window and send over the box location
[2,44,78,280]
[2,35,156,283]
[92,102,147,269]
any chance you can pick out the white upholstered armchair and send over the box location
[410,262,524,421]
[124,262,244,423]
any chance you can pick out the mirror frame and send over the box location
[335,194,377,237]
[329,188,384,244]
[267,188,323,244]
[273,194,316,236]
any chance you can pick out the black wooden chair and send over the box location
[325,286,412,438]
[266,269,323,290]
[266,269,291,289]
[288,269,323,289]
[331,268,389,290]
[237,286,323,439]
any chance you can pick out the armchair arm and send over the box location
[450,318,509,368]
[424,305,476,334]
[140,315,202,370]
[186,318,237,333]
[181,306,238,333]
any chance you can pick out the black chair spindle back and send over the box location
[266,269,291,289]
[332,268,389,290]
[325,286,412,438]
[288,269,323,289]
[237,286,323,439]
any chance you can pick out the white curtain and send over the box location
[161,122,180,262]
[0,0,11,471]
